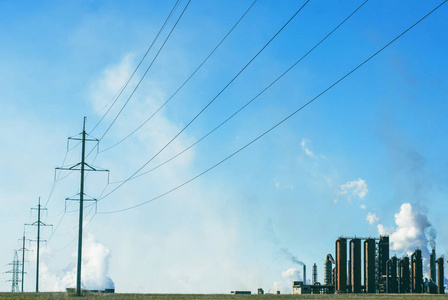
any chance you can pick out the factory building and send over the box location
[295,235,445,295]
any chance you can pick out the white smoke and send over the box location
[80,234,114,290]
[377,203,436,253]
[40,234,114,291]
[282,268,300,281]
[280,248,305,266]
[273,268,301,294]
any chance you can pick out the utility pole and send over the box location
[5,251,21,292]
[56,117,108,296]
[26,197,52,293]
[18,232,29,292]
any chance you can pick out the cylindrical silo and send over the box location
[437,257,444,294]
[398,256,410,293]
[350,238,361,293]
[335,238,347,293]
[364,239,376,293]
[411,249,423,293]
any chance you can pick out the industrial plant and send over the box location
[293,236,445,294]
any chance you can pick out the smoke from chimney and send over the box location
[280,248,305,266]
[377,203,436,254]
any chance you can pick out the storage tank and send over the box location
[335,238,347,293]
[411,249,423,293]
[437,257,444,294]
[386,257,398,293]
[350,238,361,293]
[398,256,410,293]
[364,239,376,293]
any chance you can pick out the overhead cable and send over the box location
[100,0,259,153]
[89,0,182,134]
[99,0,311,199]
[97,0,446,214]
[108,0,369,184]
[98,0,192,141]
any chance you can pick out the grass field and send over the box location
[0,293,447,300]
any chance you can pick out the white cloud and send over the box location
[366,212,379,224]
[300,138,315,158]
[360,204,366,210]
[338,178,368,200]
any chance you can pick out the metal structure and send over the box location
[328,235,443,294]
[398,256,410,293]
[411,249,423,293]
[386,256,398,293]
[349,238,361,293]
[324,254,334,286]
[312,263,318,285]
[437,257,444,294]
[430,249,436,283]
[5,251,21,292]
[25,197,52,293]
[18,232,28,292]
[364,238,376,293]
[303,265,306,284]
[335,238,347,292]
[56,117,109,296]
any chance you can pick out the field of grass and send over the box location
[0,293,447,300]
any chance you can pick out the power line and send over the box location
[97,0,446,214]
[100,0,259,153]
[98,0,192,141]
[44,139,81,208]
[89,0,182,134]
[48,206,97,253]
[99,0,311,200]
[108,0,369,184]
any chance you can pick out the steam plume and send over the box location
[377,203,436,253]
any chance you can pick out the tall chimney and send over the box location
[303,265,306,285]
[430,248,436,283]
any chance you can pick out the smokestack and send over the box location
[430,248,436,283]
[437,257,444,294]
[303,265,306,285]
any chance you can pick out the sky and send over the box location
[1,0,447,294]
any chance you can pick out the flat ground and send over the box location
[0,293,448,300]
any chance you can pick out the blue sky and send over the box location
[1,0,447,293]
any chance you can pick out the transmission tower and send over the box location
[26,197,52,293]
[18,232,29,292]
[56,117,109,296]
[5,251,21,292]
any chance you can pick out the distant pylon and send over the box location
[26,197,52,293]
[18,231,29,292]
[5,251,21,292]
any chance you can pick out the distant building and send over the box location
[230,291,251,295]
